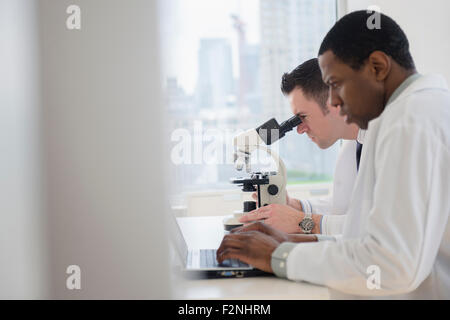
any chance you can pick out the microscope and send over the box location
[223,115,302,230]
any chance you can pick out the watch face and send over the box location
[300,217,314,233]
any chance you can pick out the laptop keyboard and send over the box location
[200,249,249,268]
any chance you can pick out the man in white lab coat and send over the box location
[241,58,361,236]
[217,11,450,299]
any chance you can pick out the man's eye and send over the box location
[330,82,339,89]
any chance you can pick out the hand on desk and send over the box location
[239,203,305,234]
[216,222,318,274]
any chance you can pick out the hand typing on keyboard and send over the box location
[216,222,282,273]
[200,249,249,268]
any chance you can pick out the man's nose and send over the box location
[297,123,307,134]
[329,88,343,108]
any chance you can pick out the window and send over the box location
[160,0,338,194]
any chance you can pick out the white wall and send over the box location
[342,0,450,85]
[0,0,49,299]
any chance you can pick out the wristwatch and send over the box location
[299,212,315,234]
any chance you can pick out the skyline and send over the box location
[159,0,260,95]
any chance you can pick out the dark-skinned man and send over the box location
[217,11,450,299]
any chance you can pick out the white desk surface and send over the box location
[175,216,330,300]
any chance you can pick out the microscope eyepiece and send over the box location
[279,115,302,134]
[256,115,302,145]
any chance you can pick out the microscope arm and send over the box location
[233,128,286,180]
[234,141,287,207]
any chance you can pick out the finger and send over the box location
[230,224,246,233]
[241,220,279,238]
[251,192,257,200]
[261,217,273,226]
[239,209,270,223]
[232,221,265,233]
[255,219,277,233]
[216,242,243,262]
[217,237,244,256]
[217,233,249,253]
[223,233,252,241]
[217,248,246,264]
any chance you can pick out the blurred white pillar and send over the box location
[0,0,49,299]
[1,0,171,299]
[39,0,171,299]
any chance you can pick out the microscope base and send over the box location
[222,215,244,231]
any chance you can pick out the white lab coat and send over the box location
[302,132,366,235]
[285,74,450,298]
[301,139,357,216]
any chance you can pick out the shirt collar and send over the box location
[357,129,366,144]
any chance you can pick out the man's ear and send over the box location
[367,51,391,81]
[326,101,341,115]
[330,104,347,121]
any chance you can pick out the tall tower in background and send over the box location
[259,0,292,118]
[196,39,235,109]
[231,14,247,110]
[259,0,336,118]
[288,0,336,65]
[231,14,261,114]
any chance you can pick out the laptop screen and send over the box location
[168,213,189,264]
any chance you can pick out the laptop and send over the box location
[171,216,272,279]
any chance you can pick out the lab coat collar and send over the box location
[367,74,449,130]
[387,74,449,107]
[386,73,421,106]
[356,129,366,144]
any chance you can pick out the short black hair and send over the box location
[318,10,415,70]
[281,58,329,112]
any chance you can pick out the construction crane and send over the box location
[231,14,248,110]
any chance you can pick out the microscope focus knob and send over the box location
[268,184,279,196]
[243,201,257,212]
